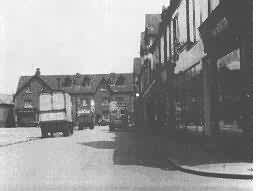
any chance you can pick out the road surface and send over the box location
[0,126,252,190]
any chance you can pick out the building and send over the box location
[136,0,252,141]
[0,94,15,127]
[14,69,134,126]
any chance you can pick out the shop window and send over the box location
[216,49,242,130]
[25,85,32,94]
[175,62,203,130]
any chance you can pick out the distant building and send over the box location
[0,94,15,127]
[14,69,134,126]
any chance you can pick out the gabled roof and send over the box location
[16,73,133,96]
[0,94,14,105]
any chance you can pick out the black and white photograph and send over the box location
[0,0,253,190]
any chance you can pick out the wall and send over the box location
[15,79,48,111]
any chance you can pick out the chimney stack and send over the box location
[35,68,40,76]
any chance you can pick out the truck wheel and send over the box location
[109,125,114,131]
[63,129,69,137]
[78,124,82,130]
[89,124,94,130]
[41,128,47,138]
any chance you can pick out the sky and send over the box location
[0,0,169,94]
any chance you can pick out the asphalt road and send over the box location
[0,126,252,191]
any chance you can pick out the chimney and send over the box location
[35,68,40,76]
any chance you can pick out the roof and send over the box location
[0,94,14,105]
[16,73,133,96]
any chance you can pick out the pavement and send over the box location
[0,126,252,190]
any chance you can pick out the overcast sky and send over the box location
[0,0,169,94]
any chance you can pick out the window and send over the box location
[160,35,165,64]
[82,77,91,87]
[115,75,125,86]
[24,100,33,108]
[166,25,170,60]
[82,99,87,106]
[174,0,188,45]
[63,77,72,87]
[200,0,208,23]
[25,85,32,94]
[188,0,201,42]
[116,97,124,103]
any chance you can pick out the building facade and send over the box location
[0,94,15,127]
[136,0,252,142]
[14,69,134,126]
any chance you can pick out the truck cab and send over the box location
[109,101,128,131]
[77,106,95,130]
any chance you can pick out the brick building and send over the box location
[14,69,134,126]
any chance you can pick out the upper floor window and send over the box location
[25,85,32,94]
[115,96,124,102]
[82,76,91,87]
[63,77,72,87]
[160,35,165,64]
[24,100,33,109]
[188,0,201,42]
[115,75,125,86]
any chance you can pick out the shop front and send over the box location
[199,0,252,137]
[174,62,204,133]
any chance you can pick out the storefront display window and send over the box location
[216,49,242,130]
[175,62,203,130]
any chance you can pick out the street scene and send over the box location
[0,0,253,190]
[0,126,252,190]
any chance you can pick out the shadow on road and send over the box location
[78,141,116,149]
[112,130,175,170]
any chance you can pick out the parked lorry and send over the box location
[109,101,128,131]
[39,91,73,137]
[77,106,95,130]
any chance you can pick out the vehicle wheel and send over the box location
[78,124,83,130]
[63,127,69,137]
[109,126,114,131]
[89,123,94,130]
[70,124,74,134]
[41,128,47,138]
